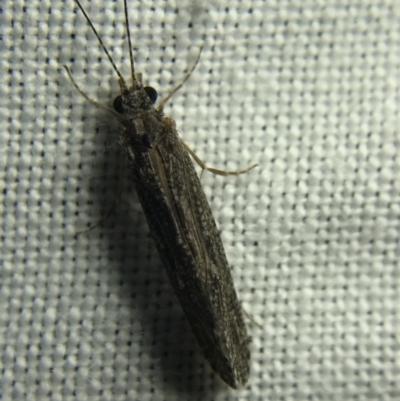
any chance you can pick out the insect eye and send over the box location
[144,86,158,104]
[113,95,123,113]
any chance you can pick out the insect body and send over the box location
[65,0,252,388]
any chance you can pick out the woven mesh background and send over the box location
[1,0,399,400]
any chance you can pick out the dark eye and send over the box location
[113,95,123,113]
[144,86,158,104]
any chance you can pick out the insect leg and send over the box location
[76,156,126,235]
[157,46,203,112]
[64,65,123,120]
[182,141,258,180]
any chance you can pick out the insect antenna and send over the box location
[74,0,129,92]
[123,0,137,87]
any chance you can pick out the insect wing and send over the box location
[126,118,250,388]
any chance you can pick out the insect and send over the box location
[64,0,256,388]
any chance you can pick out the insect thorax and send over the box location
[117,88,164,149]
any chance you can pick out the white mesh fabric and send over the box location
[1,0,399,400]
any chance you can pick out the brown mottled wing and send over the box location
[126,117,250,388]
